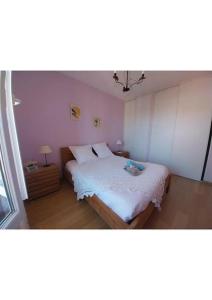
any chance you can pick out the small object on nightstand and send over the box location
[24,164,60,200]
[113,151,129,159]
[24,161,39,173]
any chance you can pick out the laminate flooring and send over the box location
[24,175,212,229]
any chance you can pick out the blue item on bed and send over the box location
[124,165,140,176]
[126,160,145,171]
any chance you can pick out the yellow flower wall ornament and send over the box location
[70,105,81,120]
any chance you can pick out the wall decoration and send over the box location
[93,117,101,128]
[70,104,81,120]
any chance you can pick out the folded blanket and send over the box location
[126,160,145,171]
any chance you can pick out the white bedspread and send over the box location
[66,156,169,222]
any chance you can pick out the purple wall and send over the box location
[13,71,124,169]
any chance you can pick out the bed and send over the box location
[61,147,170,229]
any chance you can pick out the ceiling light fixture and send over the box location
[113,71,146,92]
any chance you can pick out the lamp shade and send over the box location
[116,140,122,145]
[39,145,52,154]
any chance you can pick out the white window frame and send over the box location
[5,71,27,200]
[0,71,28,228]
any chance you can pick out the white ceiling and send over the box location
[61,71,212,101]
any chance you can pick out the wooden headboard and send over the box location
[60,147,75,169]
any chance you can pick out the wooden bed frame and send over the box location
[61,147,170,229]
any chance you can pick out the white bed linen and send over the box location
[66,156,169,222]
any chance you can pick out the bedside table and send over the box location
[113,151,130,159]
[24,164,60,200]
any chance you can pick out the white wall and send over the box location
[124,77,212,181]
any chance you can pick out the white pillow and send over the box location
[69,145,98,164]
[92,142,113,158]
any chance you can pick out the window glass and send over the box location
[0,152,14,226]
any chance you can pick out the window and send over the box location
[0,147,15,226]
[0,71,28,229]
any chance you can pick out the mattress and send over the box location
[66,156,169,222]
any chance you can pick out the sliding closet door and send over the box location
[148,87,179,168]
[171,78,212,180]
[124,76,212,180]
[124,100,136,156]
[124,95,154,161]
[133,95,154,161]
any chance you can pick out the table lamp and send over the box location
[40,145,52,167]
[116,139,123,152]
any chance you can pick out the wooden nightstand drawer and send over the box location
[113,151,130,158]
[25,164,60,200]
[26,173,59,184]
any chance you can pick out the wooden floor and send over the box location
[24,175,212,229]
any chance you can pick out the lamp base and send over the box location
[43,164,50,167]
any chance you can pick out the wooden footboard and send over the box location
[65,168,170,229]
[129,175,170,229]
[87,175,170,229]
[61,147,171,229]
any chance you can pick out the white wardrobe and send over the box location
[124,77,212,181]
